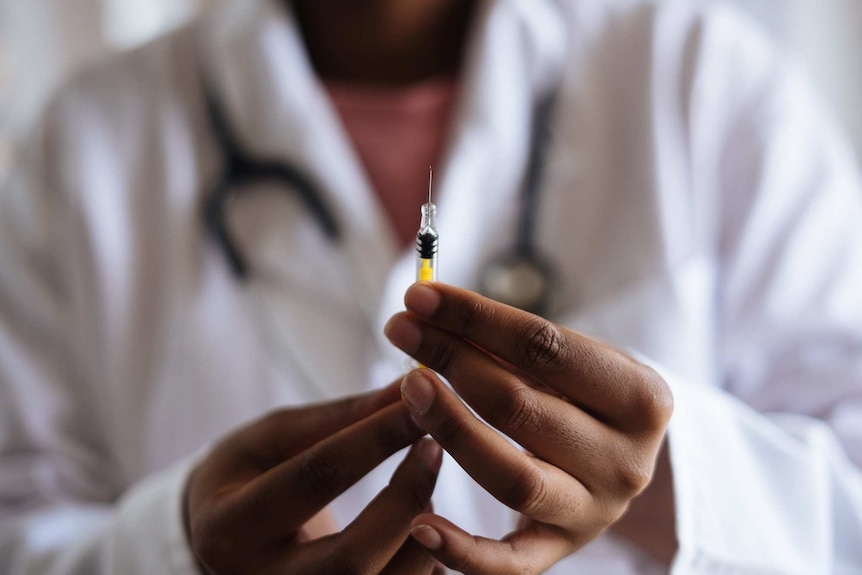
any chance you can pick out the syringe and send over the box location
[416,168,439,282]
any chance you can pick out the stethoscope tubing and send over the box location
[201,73,340,280]
[517,92,557,257]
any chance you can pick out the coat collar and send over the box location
[197,0,568,395]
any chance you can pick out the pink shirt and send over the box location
[325,78,458,248]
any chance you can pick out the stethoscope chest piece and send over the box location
[479,248,557,317]
[477,89,560,318]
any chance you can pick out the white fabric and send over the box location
[1,0,861,573]
[698,0,862,160]
[3,0,862,192]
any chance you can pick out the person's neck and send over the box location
[290,0,477,86]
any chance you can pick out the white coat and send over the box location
[2,0,862,573]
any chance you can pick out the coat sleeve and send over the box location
[0,113,200,574]
[661,6,862,573]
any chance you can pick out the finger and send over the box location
[187,381,407,537]
[379,539,439,575]
[237,379,406,471]
[409,514,576,575]
[388,319,625,492]
[400,369,594,526]
[390,283,673,431]
[276,440,443,575]
[380,501,441,575]
[272,538,440,575]
[339,439,442,572]
[224,401,425,545]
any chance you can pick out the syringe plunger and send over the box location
[416,204,438,256]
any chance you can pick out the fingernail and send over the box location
[418,439,443,472]
[384,316,422,353]
[410,524,443,551]
[406,283,441,318]
[401,371,436,414]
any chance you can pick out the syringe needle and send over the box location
[417,167,439,282]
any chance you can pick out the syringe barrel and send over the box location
[416,202,438,281]
[416,254,438,281]
[416,230,438,281]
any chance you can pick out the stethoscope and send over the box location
[202,77,559,316]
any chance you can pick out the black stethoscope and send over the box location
[203,77,559,316]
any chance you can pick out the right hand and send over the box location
[184,381,444,574]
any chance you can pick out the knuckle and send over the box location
[444,542,487,575]
[386,475,428,515]
[431,411,469,450]
[426,339,459,378]
[374,413,418,454]
[447,553,475,575]
[496,385,544,435]
[299,445,346,497]
[405,481,431,513]
[501,465,548,515]
[649,370,675,420]
[461,297,494,333]
[612,456,654,497]
[630,366,674,433]
[518,318,567,372]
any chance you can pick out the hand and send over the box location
[185,381,444,575]
[384,283,674,574]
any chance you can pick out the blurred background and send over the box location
[1,0,861,181]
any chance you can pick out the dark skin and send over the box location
[186,287,674,574]
[186,381,446,574]
[384,284,673,573]
[185,1,677,572]
[291,0,476,85]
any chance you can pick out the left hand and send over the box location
[384,283,673,574]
